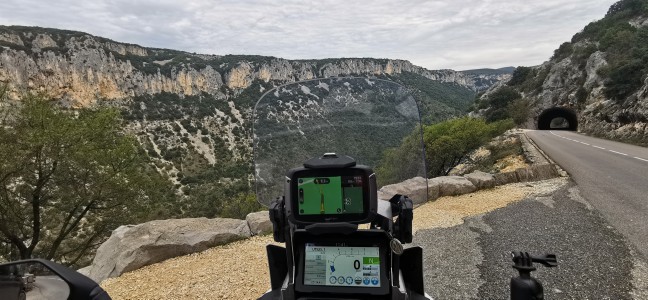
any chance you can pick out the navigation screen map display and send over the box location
[297,176,364,215]
[303,244,381,288]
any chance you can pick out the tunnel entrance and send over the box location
[537,107,578,131]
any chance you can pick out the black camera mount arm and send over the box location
[510,252,558,300]
[389,194,413,243]
[269,196,288,243]
[512,252,558,273]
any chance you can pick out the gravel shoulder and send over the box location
[101,180,558,300]
[101,235,278,300]
[415,178,648,300]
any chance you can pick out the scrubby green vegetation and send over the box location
[0,92,179,266]
[507,67,534,86]
[461,67,515,76]
[181,178,260,219]
[462,136,524,175]
[121,52,275,76]
[473,86,529,125]
[587,0,648,101]
[0,88,262,266]
[390,71,476,124]
[220,193,263,219]
[124,92,233,120]
[375,126,426,186]
[483,0,648,109]
[505,66,550,94]
[379,117,514,179]
[510,0,648,101]
[422,118,514,177]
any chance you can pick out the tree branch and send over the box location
[46,200,95,259]
[0,222,27,258]
[64,231,104,266]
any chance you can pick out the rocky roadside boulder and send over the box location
[427,179,441,201]
[378,177,431,205]
[86,217,250,283]
[246,211,272,235]
[464,171,496,189]
[77,266,91,277]
[514,167,535,182]
[494,171,520,185]
[430,176,477,196]
[530,164,560,181]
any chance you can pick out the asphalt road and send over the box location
[414,179,646,299]
[412,130,648,299]
[526,130,648,259]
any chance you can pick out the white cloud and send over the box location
[0,0,618,70]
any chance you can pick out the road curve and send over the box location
[526,130,648,259]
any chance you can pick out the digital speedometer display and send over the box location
[303,244,381,288]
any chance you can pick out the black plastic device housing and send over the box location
[292,229,391,297]
[260,154,429,300]
[284,159,377,225]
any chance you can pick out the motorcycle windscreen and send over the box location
[253,77,427,207]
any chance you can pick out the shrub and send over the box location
[423,117,514,177]
[219,193,262,219]
[378,117,515,179]
[507,99,531,126]
[482,87,522,122]
[508,67,534,86]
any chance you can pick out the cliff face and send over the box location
[0,26,503,106]
[0,25,508,203]
[477,0,648,145]
[0,27,506,130]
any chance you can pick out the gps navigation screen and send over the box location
[297,176,364,215]
[303,244,381,288]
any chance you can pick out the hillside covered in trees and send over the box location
[0,26,514,265]
[474,0,648,145]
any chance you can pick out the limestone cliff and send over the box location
[0,25,508,201]
[0,26,504,106]
[476,0,648,145]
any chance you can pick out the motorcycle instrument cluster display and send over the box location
[297,175,364,215]
[303,244,381,288]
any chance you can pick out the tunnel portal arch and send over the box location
[537,107,578,131]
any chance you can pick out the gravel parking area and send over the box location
[101,179,561,299]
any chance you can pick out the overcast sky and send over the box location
[1,0,618,70]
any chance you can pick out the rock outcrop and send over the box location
[378,177,431,204]
[430,176,478,196]
[0,26,506,106]
[464,170,496,189]
[246,211,272,236]
[0,26,511,200]
[475,3,648,145]
[84,217,250,283]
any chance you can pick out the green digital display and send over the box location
[297,176,364,215]
[304,245,381,287]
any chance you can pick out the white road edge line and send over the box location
[549,131,642,160]
[609,150,629,156]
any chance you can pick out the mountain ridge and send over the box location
[0,25,510,218]
[0,25,508,105]
[475,0,648,145]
